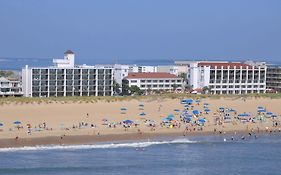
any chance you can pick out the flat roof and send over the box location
[124,72,180,79]
[198,62,252,69]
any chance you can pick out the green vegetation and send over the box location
[0,93,281,105]
[0,70,15,77]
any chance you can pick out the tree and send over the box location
[121,80,130,95]
[0,70,15,77]
[129,85,143,95]
[202,86,211,94]
[179,73,187,80]
[113,80,121,95]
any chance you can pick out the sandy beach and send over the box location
[0,96,280,148]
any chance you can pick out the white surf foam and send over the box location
[0,138,197,152]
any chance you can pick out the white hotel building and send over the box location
[22,50,114,97]
[123,72,183,91]
[186,61,267,94]
[0,77,22,97]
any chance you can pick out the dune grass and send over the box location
[0,93,280,105]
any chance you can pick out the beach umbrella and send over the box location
[192,110,200,115]
[219,107,225,111]
[13,121,21,125]
[181,99,193,104]
[195,99,200,103]
[174,109,180,112]
[139,112,146,116]
[204,102,209,105]
[228,108,236,113]
[0,123,3,126]
[272,115,277,118]
[198,118,206,123]
[238,113,250,117]
[258,109,266,113]
[167,114,175,120]
[266,112,273,116]
[120,107,127,111]
[139,104,144,107]
[123,120,134,124]
[162,118,170,122]
[258,106,264,109]
[204,108,211,112]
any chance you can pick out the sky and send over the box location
[0,0,281,64]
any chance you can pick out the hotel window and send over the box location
[171,80,175,83]
[141,85,145,88]
[165,85,170,87]
[165,80,169,83]
[141,80,145,83]
[131,80,137,83]
[147,80,152,83]
[66,69,73,74]
[153,85,157,87]
[235,85,240,88]
[153,80,158,83]
[159,80,164,83]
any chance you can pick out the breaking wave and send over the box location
[0,138,197,152]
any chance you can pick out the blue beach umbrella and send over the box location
[0,123,3,126]
[174,109,180,112]
[204,108,211,112]
[238,113,250,117]
[193,110,200,115]
[195,99,200,103]
[198,118,206,123]
[258,109,266,113]
[120,108,127,111]
[167,114,175,120]
[139,112,146,116]
[14,121,21,125]
[123,120,134,124]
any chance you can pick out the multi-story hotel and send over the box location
[22,50,113,97]
[184,61,267,94]
[266,66,281,92]
[0,77,22,97]
[123,72,183,91]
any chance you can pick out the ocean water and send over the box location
[1,57,281,70]
[0,134,281,175]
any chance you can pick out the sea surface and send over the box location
[1,57,281,70]
[0,134,281,175]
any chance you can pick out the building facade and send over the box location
[266,66,281,92]
[186,61,267,94]
[123,72,183,91]
[157,65,179,76]
[22,50,113,97]
[0,77,22,97]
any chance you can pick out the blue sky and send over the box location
[0,0,280,63]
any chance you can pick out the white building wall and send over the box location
[157,66,179,75]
